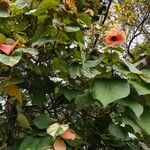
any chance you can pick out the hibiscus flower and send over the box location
[104,28,126,47]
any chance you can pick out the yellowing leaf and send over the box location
[14,33,27,44]
[47,123,69,138]
[0,33,6,43]
[7,84,22,104]
[53,138,66,150]
[64,0,77,12]
[17,113,30,128]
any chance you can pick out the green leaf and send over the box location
[122,59,141,74]
[75,92,96,110]
[113,65,130,76]
[108,123,125,140]
[82,69,100,79]
[0,10,10,18]
[69,63,80,79]
[64,26,80,32]
[7,139,23,150]
[25,9,36,15]
[0,51,22,66]
[35,136,53,150]
[73,31,84,44]
[141,143,150,150]
[34,115,56,129]
[23,60,41,75]
[122,117,141,133]
[19,137,39,150]
[140,75,150,83]
[129,81,150,95]
[140,68,150,83]
[82,59,102,78]
[19,136,52,150]
[138,110,150,135]
[66,138,86,147]
[32,38,54,47]
[62,87,79,101]
[14,19,30,32]
[15,0,29,9]
[112,47,124,52]
[77,13,91,27]
[35,0,58,15]
[46,123,69,139]
[119,98,143,118]
[92,79,130,106]
[144,95,150,106]
[29,88,47,105]
[0,48,38,66]
[16,48,38,56]
[56,31,70,44]
[141,68,150,76]
[83,59,102,69]
[0,20,11,35]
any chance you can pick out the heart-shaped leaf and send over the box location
[92,79,130,106]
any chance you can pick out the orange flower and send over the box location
[104,28,126,47]
[60,129,76,140]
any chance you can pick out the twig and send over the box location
[127,13,149,55]
[93,0,113,46]
[102,0,113,24]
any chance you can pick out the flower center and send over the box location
[111,36,117,41]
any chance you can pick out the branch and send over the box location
[127,32,141,52]
[133,13,149,35]
[127,13,149,57]
[102,0,113,24]
[93,0,113,46]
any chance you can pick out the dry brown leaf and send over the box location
[0,0,10,11]
[53,138,66,150]
[7,84,22,104]
[64,0,77,12]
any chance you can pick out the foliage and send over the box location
[0,0,150,150]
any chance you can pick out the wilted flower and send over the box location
[60,129,76,140]
[104,28,126,47]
